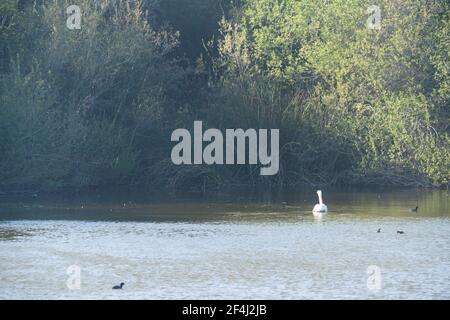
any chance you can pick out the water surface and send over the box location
[0,189,449,299]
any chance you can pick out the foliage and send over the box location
[0,0,448,192]
[214,0,449,186]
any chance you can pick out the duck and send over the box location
[409,206,418,212]
[397,231,405,234]
[312,190,328,214]
[112,282,124,290]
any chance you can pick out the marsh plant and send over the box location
[0,0,448,193]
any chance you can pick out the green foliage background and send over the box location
[0,0,448,192]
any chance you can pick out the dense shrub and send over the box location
[0,0,448,192]
[211,0,449,186]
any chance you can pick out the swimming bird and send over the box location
[112,282,124,290]
[312,190,328,213]
[397,231,405,234]
[377,228,381,233]
[409,206,418,212]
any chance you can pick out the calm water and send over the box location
[0,189,449,299]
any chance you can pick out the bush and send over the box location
[212,0,449,187]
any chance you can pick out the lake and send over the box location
[0,188,449,299]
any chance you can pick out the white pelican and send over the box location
[312,190,328,214]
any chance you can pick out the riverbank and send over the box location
[0,175,447,202]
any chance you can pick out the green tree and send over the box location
[216,0,449,186]
[0,0,187,190]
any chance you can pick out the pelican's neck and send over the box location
[317,190,323,205]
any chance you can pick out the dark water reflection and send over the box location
[0,188,448,222]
